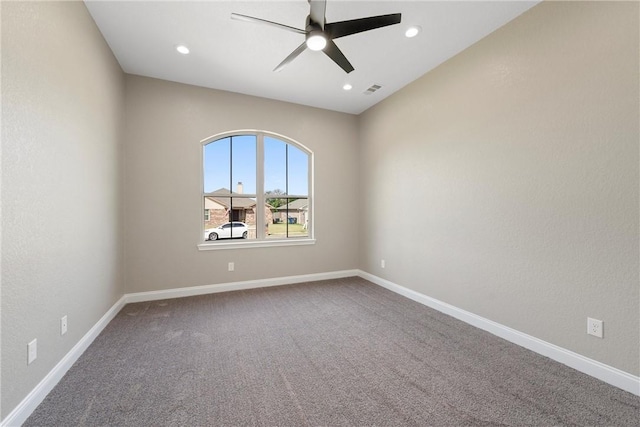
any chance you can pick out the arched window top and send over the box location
[199,130,314,250]
[202,130,312,156]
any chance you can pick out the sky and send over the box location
[203,135,309,197]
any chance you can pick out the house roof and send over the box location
[276,198,309,211]
[206,188,256,209]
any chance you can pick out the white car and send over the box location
[205,222,248,241]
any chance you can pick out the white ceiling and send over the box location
[84,1,539,115]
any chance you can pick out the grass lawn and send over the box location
[268,222,308,237]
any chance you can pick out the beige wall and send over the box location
[1,1,125,419]
[122,76,359,293]
[358,1,639,375]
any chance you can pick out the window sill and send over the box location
[197,238,316,251]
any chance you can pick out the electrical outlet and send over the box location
[587,317,603,338]
[381,259,385,269]
[28,339,37,365]
[228,262,234,272]
[61,315,68,335]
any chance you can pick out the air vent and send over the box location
[363,84,382,95]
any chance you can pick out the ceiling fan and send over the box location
[231,0,401,74]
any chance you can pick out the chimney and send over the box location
[237,182,243,194]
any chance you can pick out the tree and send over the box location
[265,189,286,208]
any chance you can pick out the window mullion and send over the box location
[256,132,265,239]
[229,136,234,237]
[285,144,289,238]
[308,148,313,239]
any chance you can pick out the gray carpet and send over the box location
[26,277,639,426]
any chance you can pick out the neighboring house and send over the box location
[204,187,273,229]
[275,198,309,225]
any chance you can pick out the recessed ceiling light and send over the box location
[176,45,190,55]
[405,26,421,38]
[343,83,353,91]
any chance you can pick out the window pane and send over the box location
[288,145,308,197]
[264,136,287,196]
[203,196,256,241]
[231,135,256,195]
[264,136,287,239]
[203,138,230,194]
[267,198,309,239]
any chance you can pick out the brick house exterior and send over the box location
[275,198,309,225]
[204,188,273,232]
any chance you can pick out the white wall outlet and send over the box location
[61,315,68,335]
[587,317,603,338]
[228,262,234,272]
[28,339,37,365]
[381,259,385,269]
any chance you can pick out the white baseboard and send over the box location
[358,270,640,396]
[1,296,127,427]
[124,270,359,303]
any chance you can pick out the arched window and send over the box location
[199,131,313,249]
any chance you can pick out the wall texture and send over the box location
[122,76,359,293]
[358,1,639,375]
[1,1,125,419]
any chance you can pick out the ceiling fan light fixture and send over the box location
[343,83,353,91]
[231,3,401,73]
[405,26,421,38]
[176,45,190,54]
[306,31,327,51]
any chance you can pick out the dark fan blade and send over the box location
[323,39,354,73]
[231,13,306,35]
[325,13,401,39]
[274,42,308,72]
[309,0,327,28]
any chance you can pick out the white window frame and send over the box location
[204,209,210,221]
[198,130,315,251]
